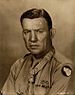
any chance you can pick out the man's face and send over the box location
[22,17,51,56]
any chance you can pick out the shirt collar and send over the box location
[30,47,55,69]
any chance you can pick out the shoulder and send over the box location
[10,53,32,79]
[54,51,72,65]
[11,53,31,69]
[53,51,73,77]
[54,51,73,68]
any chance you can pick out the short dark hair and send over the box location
[20,8,52,30]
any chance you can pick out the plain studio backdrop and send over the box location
[0,0,75,92]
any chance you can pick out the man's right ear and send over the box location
[50,28,56,39]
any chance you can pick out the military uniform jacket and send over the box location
[1,50,74,95]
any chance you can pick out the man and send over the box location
[1,8,74,95]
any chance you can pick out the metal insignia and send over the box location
[40,80,49,88]
[62,66,72,77]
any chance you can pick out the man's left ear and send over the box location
[49,28,56,39]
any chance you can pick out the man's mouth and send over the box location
[29,44,39,49]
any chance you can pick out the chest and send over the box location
[14,60,54,95]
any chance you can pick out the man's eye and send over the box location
[38,30,44,33]
[23,30,31,34]
[36,30,44,33]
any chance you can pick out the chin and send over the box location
[30,51,40,55]
[29,49,41,55]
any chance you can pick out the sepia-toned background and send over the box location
[0,0,75,91]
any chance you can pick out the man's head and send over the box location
[20,8,52,31]
[20,8,53,58]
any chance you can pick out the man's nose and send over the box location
[29,30,37,42]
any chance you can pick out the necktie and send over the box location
[28,50,54,95]
[28,68,35,95]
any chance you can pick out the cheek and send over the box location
[23,34,29,45]
[42,38,48,48]
[23,34,29,41]
[39,35,48,49]
[38,33,48,44]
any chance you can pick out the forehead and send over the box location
[22,17,48,30]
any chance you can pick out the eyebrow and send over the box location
[23,28,43,31]
[23,29,30,31]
